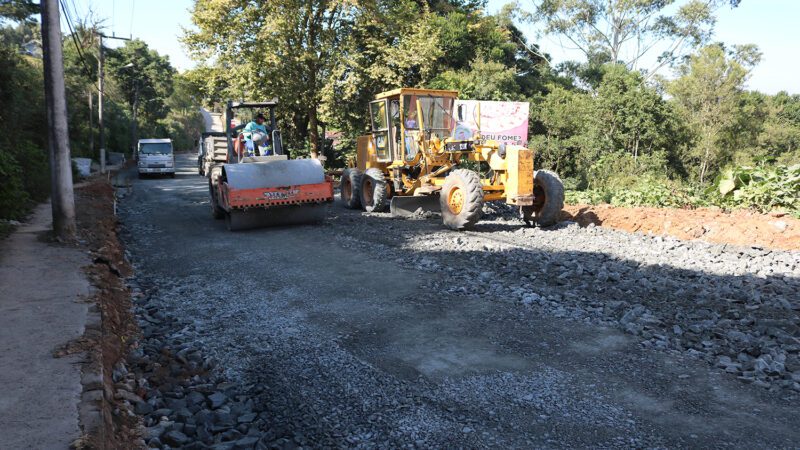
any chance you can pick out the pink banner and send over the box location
[453,100,529,146]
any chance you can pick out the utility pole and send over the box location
[88,91,94,156]
[97,32,131,172]
[130,81,139,156]
[41,0,76,240]
[98,36,105,173]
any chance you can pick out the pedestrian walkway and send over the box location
[0,203,91,449]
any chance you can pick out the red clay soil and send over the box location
[74,177,141,448]
[562,204,800,251]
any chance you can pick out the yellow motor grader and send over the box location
[340,88,564,230]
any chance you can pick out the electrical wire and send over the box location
[67,0,81,25]
[59,0,100,91]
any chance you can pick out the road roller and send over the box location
[208,100,334,231]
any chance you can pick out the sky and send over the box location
[68,0,799,94]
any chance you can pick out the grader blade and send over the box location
[389,195,441,218]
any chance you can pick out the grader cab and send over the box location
[340,88,564,230]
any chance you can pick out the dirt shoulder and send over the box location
[563,203,800,251]
[73,176,142,448]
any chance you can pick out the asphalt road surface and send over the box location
[118,154,800,448]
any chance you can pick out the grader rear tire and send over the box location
[360,168,389,212]
[340,168,363,209]
[440,169,484,230]
[521,169,564,227]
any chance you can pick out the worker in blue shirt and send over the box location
[243,113,272,156]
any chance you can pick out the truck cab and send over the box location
[137,138,175,178]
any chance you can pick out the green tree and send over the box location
[185,0,361,158]
[531,63,688,186]
[529,85,593,178]
[163,73,205,151]
[0,0,37,22]
[669,43,760,182]
[529,0,740,76]
[106,39,175,153]
[758,92,800,164]
[320,0,442,155]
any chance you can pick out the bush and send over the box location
[14,140,50,202]
[566,179,706,209]
[565,163,799,218]
[0,148,31,219]
[712,164,800,216]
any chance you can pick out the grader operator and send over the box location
[340,88,564,230]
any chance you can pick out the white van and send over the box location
[137,138,175,178]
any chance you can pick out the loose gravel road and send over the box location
[119,154,800,448]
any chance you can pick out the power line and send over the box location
[67,0,81,25]
[59,0,100,91]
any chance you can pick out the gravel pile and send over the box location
[333,206,800,394]
[123,280,271,449]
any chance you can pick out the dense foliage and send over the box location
[0,7,203,220]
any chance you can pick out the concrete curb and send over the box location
[77,303,107,448]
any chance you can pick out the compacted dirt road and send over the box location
[118,154,800,448]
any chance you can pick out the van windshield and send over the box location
[139,142,172,155]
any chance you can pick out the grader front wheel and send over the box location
[521,169,564,227]
[440,169,484,230]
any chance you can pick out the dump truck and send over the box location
[199,131,227,176]
[340,88,564,230]
[208,100,334,231]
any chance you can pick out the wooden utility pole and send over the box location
[88,91,94,156]
[41,0,76,240]
[96,33,131,172]
[98,37,105,172]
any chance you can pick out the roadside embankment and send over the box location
[72,176,142,448]
[563,203,800,251]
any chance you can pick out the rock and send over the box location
[770,221,788,232]
[162,430,191,447]
[208,392,228,409]
[118,389,145,404]
[145,423,169,440]
[754,357,770,373]
[135,401,154,415]
[237,412,257,424]
[521,293,541,305]
[211,443,235,450]
[234,436,260,448]
[186,391,206,407]
[112,363,128,382]
[716,356,732,368]
[462,426,474,433]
